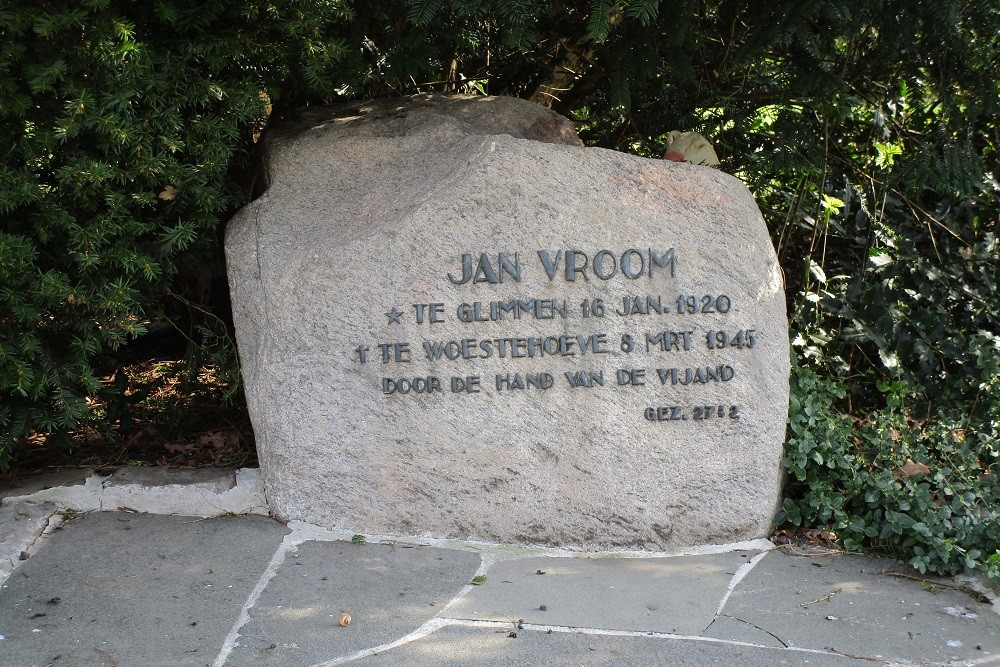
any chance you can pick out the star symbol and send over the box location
[385,307,403,325]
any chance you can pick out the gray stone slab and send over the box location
[707,549,1000,664]
[105,466,238,492]
[355,624,872,666]
[0,511,287,667]
[0,501,57,582]
[101,467,268,517]
[443,551,756,634]
[225,540,481,666]
[0,468,94,501]
[0,472,106,512]
[1,467,267,517]
[975,571,1000,598]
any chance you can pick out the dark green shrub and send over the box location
[682,1,1000,576]
[783,362,1000,575]
[0,1,358,468]
[779,207,1000,575]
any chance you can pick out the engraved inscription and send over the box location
[352,246,763,423]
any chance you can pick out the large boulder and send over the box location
[226,94,789,550]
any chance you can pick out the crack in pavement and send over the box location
[305,617,882,666]
[0,504,63,586]
[717,613,789,648]
[212,530,302,667]
[700,548,771,635]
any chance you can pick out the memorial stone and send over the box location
[226,94,790,550]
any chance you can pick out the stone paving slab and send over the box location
[0,469,94,501]
[0,467,269,517]
[225,540,481,667]
[1,503,999,667]
[706,549,1000,664]
[354,623,874,666]
[0,470,105,512]
[442,550,757,634]
[0,511,287,667]
[101,467,267,516]
[0,501,57,583]
[105,466,239,492]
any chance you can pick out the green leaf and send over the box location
[625,0,659,25]
[406,0,443,26]
[587,0,616,42]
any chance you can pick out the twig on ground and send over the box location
[879,570,990,603]
[800,588,842,607]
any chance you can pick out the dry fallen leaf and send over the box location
[895,458,931,480]
[338,612,352,627]
[165,441,198,455]
[158,184,178,200]
[802,529,839,548]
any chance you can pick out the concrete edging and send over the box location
[0,466,268,585]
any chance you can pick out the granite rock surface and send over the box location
[226,94,789,549]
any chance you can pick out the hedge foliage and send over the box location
[0,1,359,466]
[2,1,998,575]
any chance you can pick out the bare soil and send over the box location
[4,358,256,483]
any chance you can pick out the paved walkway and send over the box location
[1,468,998,666]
